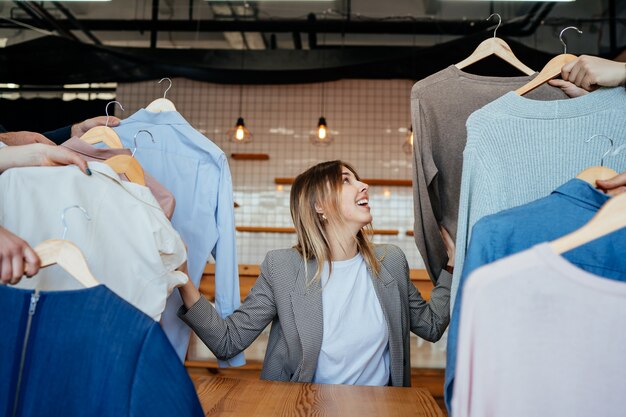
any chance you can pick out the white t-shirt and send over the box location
[313,253,390,386]
[453,243,626,417]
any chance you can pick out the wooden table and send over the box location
[192,375,444,417]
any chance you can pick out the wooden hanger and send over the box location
[103,129,154,186]
[80,101,125,149]
[103,155,146,186]
[146,78,176,112]
[456,14,534,76]
[550,192,626,254]
[516,26,583,96]
[34,240,99,288]
[576,134,620,187]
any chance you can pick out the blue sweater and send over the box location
[452,87,626,310]
[445,179,626,413]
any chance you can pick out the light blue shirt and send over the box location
[313,254,390,386]
[114,109,243,366]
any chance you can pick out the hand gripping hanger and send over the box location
[516,26,583,96]
[80,101,125,149]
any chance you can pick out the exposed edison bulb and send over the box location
[226,117,252,143]
[318,124,327,140]
[310,116,334,146]
[402,126,413,155]
[235,125,245,141]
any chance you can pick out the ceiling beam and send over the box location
[0,18,506,35]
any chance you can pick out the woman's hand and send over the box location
[0,131,55,146]
[549,55,626,97]
[177,261,201,309]
[597,172,626,197]
[71,116,121,138]
[0,144,90,174]
[440,225,455,269]
[0,226,40,285]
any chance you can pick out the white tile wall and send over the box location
[116,78,425,269]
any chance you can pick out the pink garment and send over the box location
[61,137,175,219]
[453,243,626,417]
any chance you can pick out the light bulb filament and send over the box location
[235,125,245,141]
[318,125,327,140]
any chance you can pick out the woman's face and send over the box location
[337,166,372,233]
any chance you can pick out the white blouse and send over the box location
[313,253,390,386]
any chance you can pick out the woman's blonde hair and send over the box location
[290,160,381,284]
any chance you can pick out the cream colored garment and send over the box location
[1,162,187,321]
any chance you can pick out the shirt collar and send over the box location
[552,178,610,211]
[122,109,189,126]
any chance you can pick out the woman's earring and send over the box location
[321,214,327,221]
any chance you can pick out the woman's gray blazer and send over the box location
[178,244,451,387]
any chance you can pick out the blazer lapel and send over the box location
[370,258,403,386]
[290,258,323,382]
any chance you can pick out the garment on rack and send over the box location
[410,65,567,283]
[114,109,242,365]
[444,178,626,412]
[61,136,176,219]
[452,86,626,309]
[452,244,626,417]
[0,285,203,417]
[2,162,187,321]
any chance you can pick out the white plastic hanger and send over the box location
[104,130,154,186]
[455,14,534,76]
[576,134,619,186]
[146,78,177,112]
[516,26,583,96]
[80,101,125,149]
[34,206,99,288]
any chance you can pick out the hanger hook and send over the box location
[61,205,91,240]
[105,101,125,128]
[585,134,615,167]
[486,13,501,38]
[158,78,173,99]
[132,129,155,157]
[559,26,583,55]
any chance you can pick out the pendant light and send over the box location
[402,126,414,155]
[310,80,333,146]
[227,48,252,143]
[310,28,333,146]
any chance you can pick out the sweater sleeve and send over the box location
[451,117,502,311]
[43,126,72,145]
[177,252,278,360]
[411,97,448,284]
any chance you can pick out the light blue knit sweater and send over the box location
[452,87,626,309]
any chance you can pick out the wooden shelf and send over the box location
[236,226,295,234]
[406,230,414,236]
[275,178,412,187]
[236,226,399,235]
[231,153,270,160]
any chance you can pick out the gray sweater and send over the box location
[410,65,567,283]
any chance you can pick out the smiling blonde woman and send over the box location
[177,160,452,386]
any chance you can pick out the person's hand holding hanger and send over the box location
[549,55,626,98]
